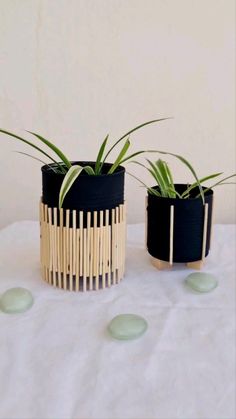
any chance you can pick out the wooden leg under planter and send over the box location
[151,258,172,270]
[186,260,204,270]
[152,258,204,270]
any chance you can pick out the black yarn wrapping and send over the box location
[41,162,125,227]
[147,184,213,263]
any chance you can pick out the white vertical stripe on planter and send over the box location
[40,200,126,291]
[201,203,209,261]
[169,205,174,266]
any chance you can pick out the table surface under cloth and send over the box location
[0,221,235,419]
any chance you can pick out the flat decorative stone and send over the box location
[0,287,34,314]
[108,314,148,340]
[185,272,218,293]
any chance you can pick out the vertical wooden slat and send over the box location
[111,208,116,284]
[63,225,67,289]
[99,211,103,279]
[106,210,111,287]
[201,203,209,260]
[58,208,63,289]
[122,203,126,276]
[44,204,49,282]
[53,208,58,287]
[40,201,47,280]
[72,210,76,276]
[117,206,121,282]
[101,211,106,288]
[83,224,87,292]
[145,196,148,250]
[119,204,123,278]
[66,210,70,275]
[95,230,99,290]
[120,204,124,278]
[209,197,214,250]
[107,224,111,287]
[79,211,83,283]
[68,227,73,291]
[99,211,103,288]
[64,210,70,289]
[57,225,61,288]
[75,227,80,291]
[169,205,174,265]
[93,212,99,290]
[69,210,76,291]
[48,208,53,285]
[39,201,43,268]
[123,203,126,276]
[115,206,119,282]
[89,226,93,290]
[102,210,108,288]
[86,212,91,290]
[69,226,73,290]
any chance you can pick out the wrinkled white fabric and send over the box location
[0,222,235,419]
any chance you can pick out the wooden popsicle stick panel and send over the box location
[39,201,126,291]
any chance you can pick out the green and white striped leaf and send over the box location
[0,128,61,168]
[95,134,109,174]
[108,139,130,174]
[59,165,84,208]
[196,174,236,198]
[182,173,223,198]
[27,131,71,169]
[13,151,60,174]
[102,117,171,165]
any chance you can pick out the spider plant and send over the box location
[0,117,169,207]
[131,158,236,203]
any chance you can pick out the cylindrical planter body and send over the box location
[40,162,126,291]
[42,162,125,212]
[146,184,214,263]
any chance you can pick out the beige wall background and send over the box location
[0,0,235,228]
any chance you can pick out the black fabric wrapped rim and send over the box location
[147,184,214,263]
[41,161,125,212]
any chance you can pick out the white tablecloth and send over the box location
[0,222,235,419]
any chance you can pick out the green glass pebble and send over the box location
[0,287,34,314]
[108,314,148,340]
[185,272,218,293]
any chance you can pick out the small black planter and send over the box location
[146,184,214,265]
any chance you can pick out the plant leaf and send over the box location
[102,117,172,165]
[119,149,159,165]
[83,165,95,175]
[182,172,223,198]
[59,165,84,208]
[163,161,176,197]
[95,134,109,174]
[195,174,236,197]
[13,151,60,174]
[146,159,168,196]
[148,187,162,197]
[126,171,162,196]
[0,128,62,168]
[14,151,48,166]
[108,139,130,174]
[155,151,205,203]
[166,186,181,198]
[156,159,175,197]
[27,131,71,169]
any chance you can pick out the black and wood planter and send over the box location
[146,184,214,270]
[40,162,126,291]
